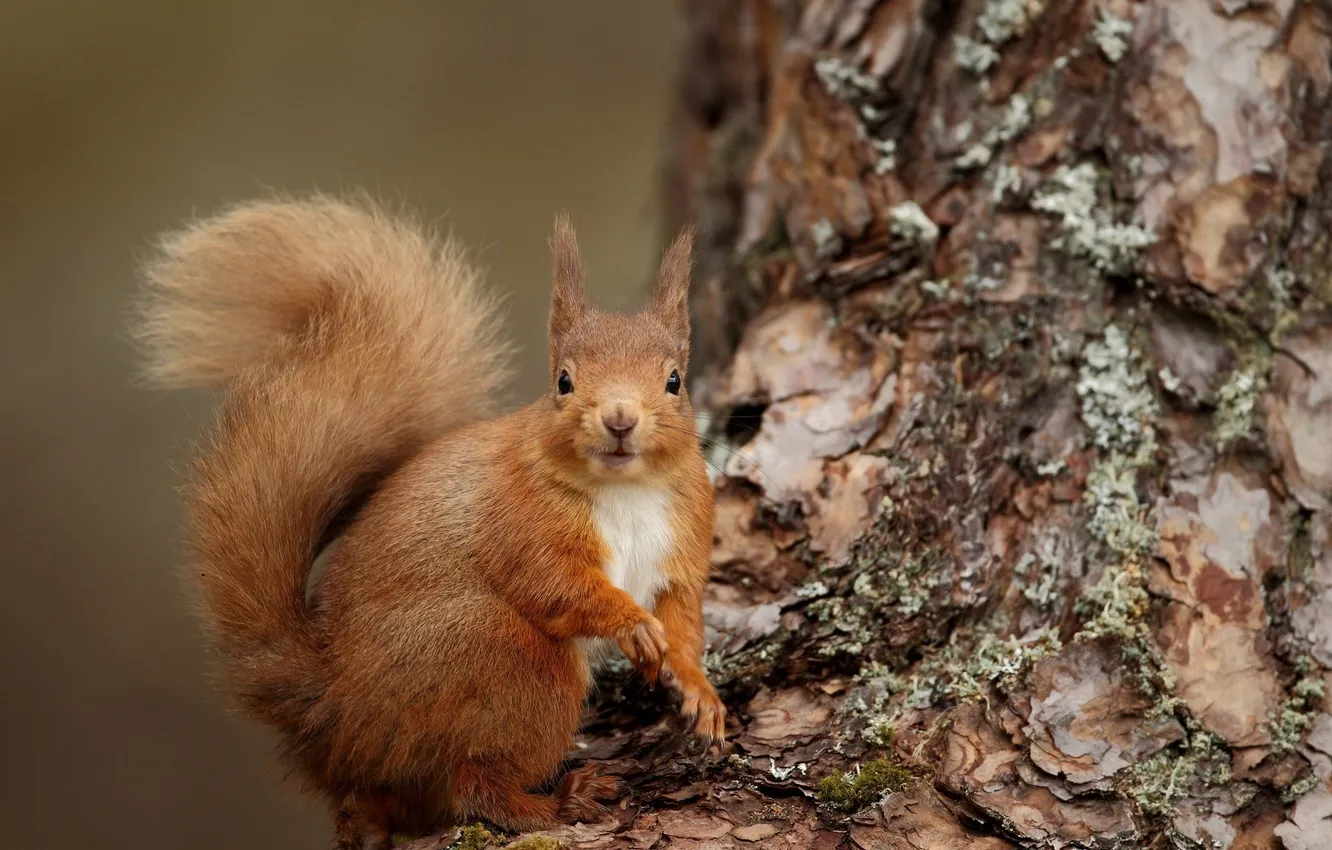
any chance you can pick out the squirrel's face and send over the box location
[541,216,699,484]
[549,313,696,481]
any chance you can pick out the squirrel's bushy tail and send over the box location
[134,194,511,730]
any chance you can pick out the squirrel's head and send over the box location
[540,215,700,486]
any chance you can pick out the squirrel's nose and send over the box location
[602,409,639,440]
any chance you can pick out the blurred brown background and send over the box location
[0,2,680,847]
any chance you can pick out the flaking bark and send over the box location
[500,1,1332,848]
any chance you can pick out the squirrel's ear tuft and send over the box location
[548,213,585,346]
[652,224,693,345]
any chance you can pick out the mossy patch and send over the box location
[454,824,503,850]
[701,629,790,692]
[817,759,913,812]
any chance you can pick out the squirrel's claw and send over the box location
[670,669,726,755]
[617,616,668,682]
[692,694,727,755]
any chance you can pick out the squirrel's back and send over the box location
[133,194,512,733]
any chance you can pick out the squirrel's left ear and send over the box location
[548,213,586,350]
[652,224,694,346]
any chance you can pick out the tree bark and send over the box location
[512,2,1332,848]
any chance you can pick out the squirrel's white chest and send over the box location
[591,484,674,609]
[579,485,674,670]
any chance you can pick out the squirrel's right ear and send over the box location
[652,224,694,345]
[548,213,585,347]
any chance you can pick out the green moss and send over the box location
[445,826,567,850]
[1075,451,1155,644]
[1271,706,1316,757]
[818,512,951,660]
[1294,676,1326,701]
[875,555,943,616]
[454,824,502,850]
[817,759,913,812]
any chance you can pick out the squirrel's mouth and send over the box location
[593,447,638,469]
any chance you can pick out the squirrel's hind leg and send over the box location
[332,791,393,850]
[450,758,564,832]
[390,762,618,845]
[553,764,621,822]
[449,758,618,833]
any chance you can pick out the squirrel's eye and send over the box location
[557,370,574,395]
[665,370,681,396]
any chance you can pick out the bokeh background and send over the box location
[0,2,681,847]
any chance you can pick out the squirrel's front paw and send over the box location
[662,665,727,753]
[616,615,668,683]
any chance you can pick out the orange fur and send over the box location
[134,195,723,848]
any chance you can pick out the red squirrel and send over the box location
[133,195,726,848]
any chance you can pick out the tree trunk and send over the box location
[513,2,1332,848]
